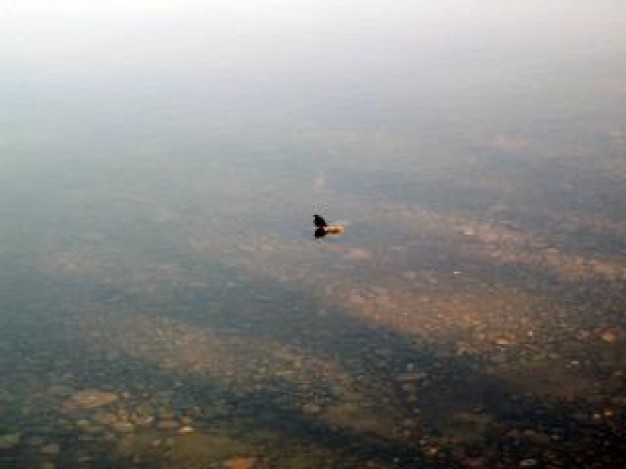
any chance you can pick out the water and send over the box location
[1,1,625,467]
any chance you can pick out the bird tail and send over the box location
[324,225,345,235]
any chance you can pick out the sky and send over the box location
[2,0,625,157]
[3,1,625,80]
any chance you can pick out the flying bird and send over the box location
[313,214,345,238]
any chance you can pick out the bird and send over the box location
[313,214,345,238]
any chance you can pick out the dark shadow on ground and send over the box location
[2,259,622,467]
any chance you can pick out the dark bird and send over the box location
[313,214,345,238]
[314,214,328,228]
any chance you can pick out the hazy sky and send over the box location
[3,1,625,80]
[1,1,625,216]
[2,0,625,147]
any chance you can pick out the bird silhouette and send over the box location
[313,214,345,238]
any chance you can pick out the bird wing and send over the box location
[314,214,328,228]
